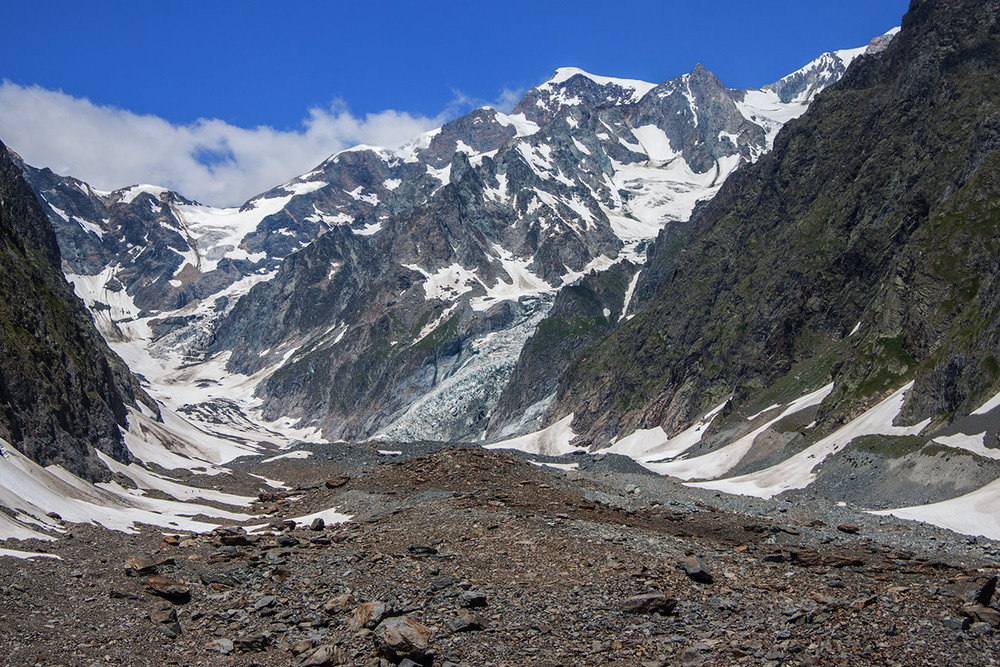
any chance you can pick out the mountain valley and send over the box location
[3,0,1000,663]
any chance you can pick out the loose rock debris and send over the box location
[2,446,1000,665]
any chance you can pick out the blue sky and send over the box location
[0,1,909,205]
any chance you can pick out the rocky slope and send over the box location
[4,443,1000,666]
[538,0,1000,505]
[0,140,151,481]
[14,37,882,447]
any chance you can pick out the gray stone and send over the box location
[459,591,487,608]
[207,638,234,654]
[253,595,277,611]
[448,609,485,633]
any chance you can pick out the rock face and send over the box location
[204,51,873,442]
[487,261,638,437]
[0,140,149,481]
[551,0,1000,453]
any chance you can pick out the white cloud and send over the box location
[0,82,449,207]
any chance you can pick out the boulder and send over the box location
[373,616,435,664]
[623,594,678,615]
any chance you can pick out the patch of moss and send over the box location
[748,337,847,410]
[921,443,983,460]
[412,313,460,351]
[853,336,918,400]
[532,314,607,353]
[847,434,928,459]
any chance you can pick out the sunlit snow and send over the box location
[688,383,929,499]
[485,415,581,457]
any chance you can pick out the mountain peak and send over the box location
[545,67,657,96]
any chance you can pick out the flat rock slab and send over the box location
[623,593,678,615]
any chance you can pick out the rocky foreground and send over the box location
[2,445,1000,666]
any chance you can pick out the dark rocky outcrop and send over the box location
[0,140,150,480]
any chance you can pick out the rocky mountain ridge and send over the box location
[532,0,1000,514]
[15,35,886,449]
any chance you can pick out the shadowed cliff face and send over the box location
[553,0,1000,445]
[0,140,150,481]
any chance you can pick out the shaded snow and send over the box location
[471,248,552,312]
[529,460,579,471]
[631,125,677,162]
[117,184,169,205]
[260,450,313,464]
[873,477,1000,540]
[405,262,480,302]
[932,432,999,460]
[0,548,61,560]
[972,389,1000,416]
[619,270,641,322]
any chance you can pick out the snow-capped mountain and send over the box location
[17,31,894,448]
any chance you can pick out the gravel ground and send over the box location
[2,442,999,666]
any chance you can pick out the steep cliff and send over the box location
[0,141,149,481]
[553,0,1000,449]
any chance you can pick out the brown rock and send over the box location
[349,601,388,631]
[837,524,860,534]
[296,643,347,666]
[851,595,878,610]
[143,575,191,603]
[149,601,182,638]
[233,633,271,652]
[373,616,435,663]
[946,576,997,606]
[125,556,158,577]
[962,605,1000,628]
[448,608,486,633]
[310,517,326,531]
[788,547,824,567]
[325,476,350,489]
[323,593,356,614]
[825,553,865,568]
[162,535,180,546]
[298,643,344,665]
[219,530,253,546]
[623,594,678,615]
[291,639,314,655]
[149,602,177,625]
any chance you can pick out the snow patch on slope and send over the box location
[873,477,1000,541]
[0,440,253,542]
[689,383,929,499]
[545,67,657,102]
[485,414,581,457]
[599,400,728,463]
